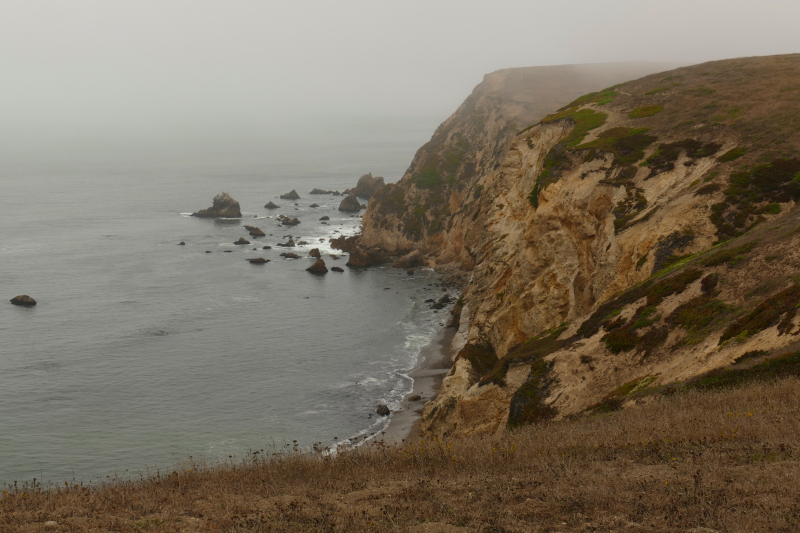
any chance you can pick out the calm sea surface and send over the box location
[0,116,449,484]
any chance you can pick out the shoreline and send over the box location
[378,325,456,445]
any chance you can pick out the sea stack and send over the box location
[10,295,36,306]
[306,259,328,274]
[264,201,280,209]
[338,193,361,212]
[191,192,242,218]
[350,173,385,198]
[280,190,300,200]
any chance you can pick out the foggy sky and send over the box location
[2,0,799,135]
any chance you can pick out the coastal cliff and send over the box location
[363,54,800,437]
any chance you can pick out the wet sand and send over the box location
[378,326,456,445]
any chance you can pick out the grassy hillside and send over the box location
[3,377,799,532]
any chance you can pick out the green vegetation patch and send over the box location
[645,84,679,95]
[457,341,499,382]
[558,85,620,110]
[711,158,800,242]
[480,325,568,387]
[687,351,800,391]
[577,268,703,339]
[507,357,556,428]
[685,86,716,96]
[644,139,722,179]
[529,109,608,208]
[718,147,747,162]
[587,376,658,413]
[628,105,664,119]
[700,240,758,267]
[577,127,657,166]
[668,294,729,332]
[718,284,800,345]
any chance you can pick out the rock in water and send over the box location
[264,201,280,209]
[319,216,330,221]
[280,252,300,259]
[309,248,321,258]
[280,189,300,200]
[306,258,328,274]
[178,241,186,245]
[346,247,373,267]
[338,193,361,212]
[350,173,386,198]
[234,237,250,245]
[248,257,269,264]
[309,203,319,208]
[392,249,425,268]
[249,227,266,237]
[376,404,391,416]
[10,295,36,306]
[331,266,344,272]
[192,192,242,218]
[407,268,414,275]
[277,238,295,247]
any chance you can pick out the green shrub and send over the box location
[668,295,729,331]
[628,105,664,119]
[718,147,747,162]
[718,285,800,344]
[701,240,758,267]
[760,203,781,214]
[578,127,657,166]
[688,351,800,391]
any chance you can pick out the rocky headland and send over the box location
[357,55,800,438]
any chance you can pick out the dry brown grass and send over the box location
[3,378,800,532]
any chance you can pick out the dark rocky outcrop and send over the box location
[10,295,36,306]
[319,216,330,221]
[234,237,251,245]
[262,245,272,250]
[306,259,328,274]
[264,201,280,209]
[310,188,340,195]
[309,203,319,208]
[407,268,414,275]
[280,190,300,200]
[244,226,266,237]
[376,404,391,416]
[338,193,361,212]
[280,252,301,259]
[178,241,186,245]
[350,173,385,198]
[309,248,321,258]
[276,238,295,247]
[331,266,344,272]
[278,215,301,226]
[392,250,425,268]
[248,257,269,264]
[192,192,242,218]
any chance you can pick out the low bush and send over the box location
[718,284,800,344]
[628,105,664,119]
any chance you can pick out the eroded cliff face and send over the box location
[361,63,682,260]
[366,55,800,438]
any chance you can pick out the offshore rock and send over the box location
[264,201,280,209]
[280,190,300,200]
[331,266,344,272]
[276,238,295,247]
[280,252,300,259]
[278,215,301,226]
[192,192,242,218]
[309,248,321,258]
[10,295,36,306]
[234,237,250,245]
[247,226,265,237]
[392,249,425,268]
[306,259,328,274]
[319,216,330,221]
[351,173,385,198]
[248,257,269,264]
[376,404,391,416]
[338,193,361,212]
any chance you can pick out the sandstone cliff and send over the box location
[364,54,800,437]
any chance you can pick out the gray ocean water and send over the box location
[0,116,449,485]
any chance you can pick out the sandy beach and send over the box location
[378,326,456,444]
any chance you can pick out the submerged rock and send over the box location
[280,189,300,200]
[306,258,328,274]
[331,266,344,272]
[248,257,269,264]
[310,188,336,195]
[319,216,330,221]
[264,201,280,209]
[280,252,300,259]
[338,193,361,212]
[10,295,36,306]
[192,192,242,218]
[309,203,319,208]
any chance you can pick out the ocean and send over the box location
[0,115,450,484]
